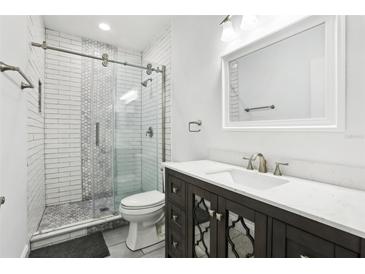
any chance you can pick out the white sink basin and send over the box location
[205,169,289,190]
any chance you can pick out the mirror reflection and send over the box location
[229,23,326,122]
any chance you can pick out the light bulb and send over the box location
[240,15,258,31]
[98,23,111,31]
[221,20,237,42]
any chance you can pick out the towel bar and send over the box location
[0,61,34,90]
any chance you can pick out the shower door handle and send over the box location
[95,122,100,146]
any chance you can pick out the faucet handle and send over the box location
[242,156,254,170]
[274,162,289,176]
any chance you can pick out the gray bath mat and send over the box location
[29,232,110,258]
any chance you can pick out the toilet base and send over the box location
[125,221,161,251]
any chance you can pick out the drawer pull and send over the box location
[300,255,309,258]
[208,209,215,218]
[172,214,178,222]
[172,241,179,248]
[216,213,223,221]
[172,186,179,193]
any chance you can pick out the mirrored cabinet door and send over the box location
[187,185,218,258]
[217,197,267,258]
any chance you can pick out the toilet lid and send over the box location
[120,190,165,209]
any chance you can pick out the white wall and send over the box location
[26,15,46,239]
[171,16,365,189]
[0,16,29,258]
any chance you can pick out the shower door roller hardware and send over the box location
[0,196,5,207]
[146,126,153,138]
[188,120,202,132]
[102,53,109,67]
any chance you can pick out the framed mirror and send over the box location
[222,16,345,131]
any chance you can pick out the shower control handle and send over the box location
[146,126,153,138]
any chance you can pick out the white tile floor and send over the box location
[103,226,165,258]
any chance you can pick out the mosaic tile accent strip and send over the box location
[81,39,116,201]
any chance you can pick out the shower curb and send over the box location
[30,215,124,251]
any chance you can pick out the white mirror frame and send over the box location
[222,16,346,131]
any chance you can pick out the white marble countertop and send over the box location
[163,160,365,238]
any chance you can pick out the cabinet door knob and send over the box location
[216,213,223,221]
[172,241,179,248]
[172,186,179,193]
[172,214,178,222]
[208,209,215,218]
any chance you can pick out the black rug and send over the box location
[29,232,110,258]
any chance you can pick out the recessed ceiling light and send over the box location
[98,23,111,31]
[240,15,258,30]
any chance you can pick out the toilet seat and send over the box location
[120,190,165,210]
[120,203,164,216]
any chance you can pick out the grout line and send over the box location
[105,239,126,248]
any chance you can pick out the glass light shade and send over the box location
[240,15,258,31]
[221,20,237,42]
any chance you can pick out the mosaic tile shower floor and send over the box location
[37,197,115,232]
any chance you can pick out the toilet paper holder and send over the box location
[188,120,202,132]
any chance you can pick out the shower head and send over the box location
[141,78,152,87]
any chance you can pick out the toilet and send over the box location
[119,190,165,251]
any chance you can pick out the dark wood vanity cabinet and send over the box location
[165,168,365,258]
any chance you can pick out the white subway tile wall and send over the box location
[26,15,46,238]
[44,29,83,205]
[142,26,172,192]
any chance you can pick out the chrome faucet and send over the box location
[243,153,267,173]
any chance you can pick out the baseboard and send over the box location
[20,243,30,258]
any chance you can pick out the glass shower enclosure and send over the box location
[34,39,164,234]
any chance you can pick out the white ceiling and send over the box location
[43,15,172,51]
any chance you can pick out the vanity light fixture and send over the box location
[220,15,237,42]
[98,22,111,31]
[240,15,258,30]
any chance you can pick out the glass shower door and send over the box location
[141,69,160,193]
[113,61,161,211]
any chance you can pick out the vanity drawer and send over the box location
[286,225,335,258]
[168,228,186,257]
[167,203,186,235]
[167,175,186,207]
